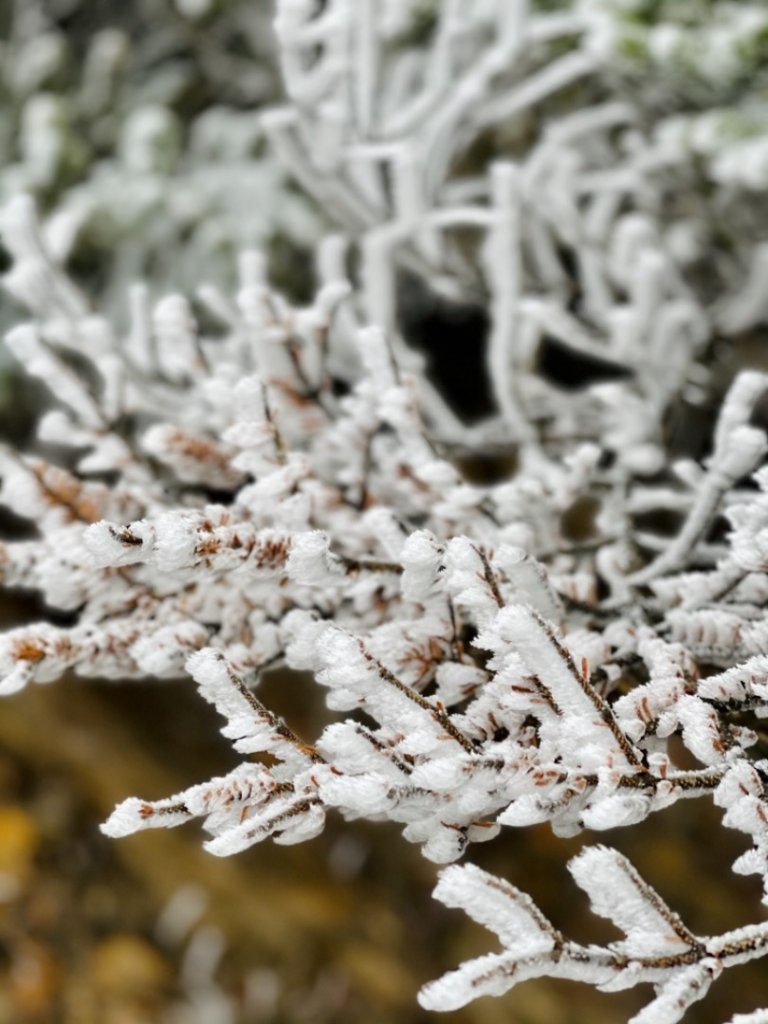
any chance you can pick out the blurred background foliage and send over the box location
[0,0,767,1021]
[0,0,321,322]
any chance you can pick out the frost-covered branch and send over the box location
[1,2,768,1020]
[420,848,768,1023]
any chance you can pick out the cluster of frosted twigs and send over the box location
[1,2,768,1021]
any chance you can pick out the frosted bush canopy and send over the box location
[1,1,768,1021]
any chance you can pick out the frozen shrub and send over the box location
[1,3,768,1021]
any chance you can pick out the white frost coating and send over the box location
[141,423,243,490]
[444,537,503,623]
[569,847,692,958]
[5,325,105,429]
[132,621,210,676]
[494,546,562,620]
[580,793,652,830]
[1,2,768,1019]
[152,513,201,572]
[204,797,325,856]
[400,529,444,602]
[698,656,768,705]
[421,845,760,1019]
[286,531,342,585]
[101,798,165,837]
[186,649,315,769]
[676,695,731,767]
[629,960,721,1024]
[280,610,327,670]
[433,863,556,949]
[84,519,156,567]
[102,762,297,850]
